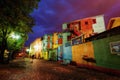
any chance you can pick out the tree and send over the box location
[0,0,40,63]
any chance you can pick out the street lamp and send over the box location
[10,32,20,39]
[34,44,40,51]
[34,43,42,51]
[26,48,30,52]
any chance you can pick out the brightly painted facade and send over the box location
[63,15,105,40]
[29,16,120,75]
[29,38,42,58]
[52,33,59,49]
[72,42,95,66]
[62,42,72,64]
[93,34,120,70]
[107,17,120,30]
[42,35,48,60]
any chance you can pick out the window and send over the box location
[85,21,88,25]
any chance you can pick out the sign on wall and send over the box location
[110,41,120,55]
[72,35,83,45]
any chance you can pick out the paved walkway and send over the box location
[0,58,119,80]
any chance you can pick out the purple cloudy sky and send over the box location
[25,0,120,46]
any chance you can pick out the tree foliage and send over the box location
[0,0,40,30]
[0,0,40,62]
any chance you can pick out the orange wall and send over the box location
[81,18,94,38]
[72,42,95,65]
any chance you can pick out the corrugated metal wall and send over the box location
[72,42,95,66]
[43,51,49,60]
[57,46,63,61]
[93,35,120,70]
[63,42,72,61]
[62,32,70,44]
[49,49,57,61]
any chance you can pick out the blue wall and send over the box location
[63,42,72,61]
[57,45,63,60]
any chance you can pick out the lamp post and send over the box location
[10,32,20,39]
[34,44,40,51]
[9,32,21,59]
[33,43,42,58]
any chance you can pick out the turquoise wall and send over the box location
[57,45,63,60]
[63,42,72,61]
[62,32,70,44]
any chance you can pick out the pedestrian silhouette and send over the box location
[31,55,34,63]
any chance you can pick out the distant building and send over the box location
[29,38,42,58]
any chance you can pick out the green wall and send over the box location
[93,35,120,70]
[48,49,57,61]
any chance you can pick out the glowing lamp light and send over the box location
[26,48,30,52]
[12,35,20,39]
[34,44,40,51]
[34,43,42,51]
[10,33,20,39]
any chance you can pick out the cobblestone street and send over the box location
[0,58,119,80]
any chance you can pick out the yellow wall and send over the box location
[52,33,58,49]
[39,52,43,58]
[29,38,42,58]
[112,18,120,28]
[43,52,49,60]
[72,42,95,65]
[107,17,120,30]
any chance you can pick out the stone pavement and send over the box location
[0,58,119,80]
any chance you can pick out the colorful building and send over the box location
[63,15,106,40]
[107,17,120,30]
[29,16,120,75]
[29,38,42,58]
[52,32,59,49]
[42,34,49,60]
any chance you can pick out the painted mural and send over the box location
[62,15,106,40]
[29,16,120,75]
